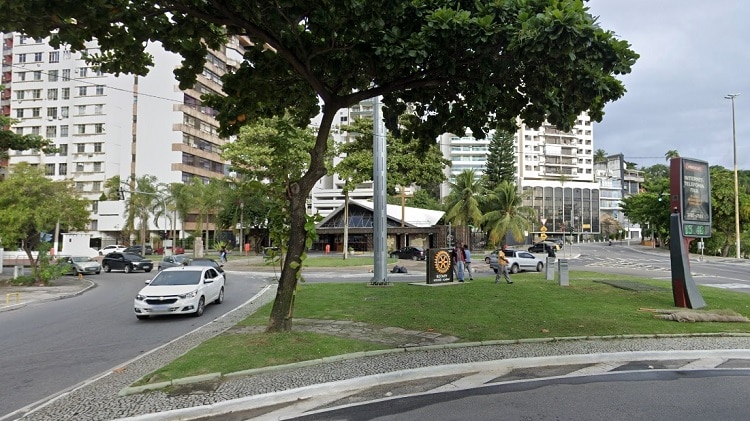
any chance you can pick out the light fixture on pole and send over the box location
[725,93,741,259]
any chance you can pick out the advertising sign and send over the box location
[679,159,712,238]
[426,248,454,284]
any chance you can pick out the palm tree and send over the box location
[444,170,484,244]
[124,175,160,245]
[481,181,536,246]
[593,149,607,164]
[665,150,680,162]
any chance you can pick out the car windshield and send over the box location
[150,271,201,286]
[123,253,143,260]
[72,256,94,262]
[191,260,217,267]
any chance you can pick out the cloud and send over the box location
[587,0,750,169]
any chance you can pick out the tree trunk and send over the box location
[265,105,338,332]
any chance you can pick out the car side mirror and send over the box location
[144,280,151,285]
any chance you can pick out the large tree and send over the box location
[483,128,517,189]
[0,1,637,331]
[0,163,89,283]
[481,181,536,246]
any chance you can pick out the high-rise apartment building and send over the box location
[2,32,244,246]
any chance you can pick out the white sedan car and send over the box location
[98,244,127,255]
[489,249,545,274]
[134,266,225,320]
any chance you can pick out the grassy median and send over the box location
[135,271,750,385]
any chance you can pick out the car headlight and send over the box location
[135,294,146,301]
[179,290,198,299]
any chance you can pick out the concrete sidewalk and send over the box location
[0,274,94,312]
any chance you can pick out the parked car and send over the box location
[123,244,154,255]
[58,255,101,275]
[155,245,185,255]
[484,249,500,264]
[102,252,154,273]
[528,242,558,253]
[98,244,127,256]
[158,254,190,270]
[187,258,226,281]
[134,266,225,320]
[489,249,544,274]
[389,246,426,261]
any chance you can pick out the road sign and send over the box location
[540,226,547,233]
[540,233,547,240]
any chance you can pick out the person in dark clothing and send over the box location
[547,244,556,258]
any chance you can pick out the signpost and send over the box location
[668,158,709,309]
[426,248,454,284]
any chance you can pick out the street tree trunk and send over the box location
[266,107,338,332]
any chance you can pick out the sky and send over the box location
[585,0,750,170]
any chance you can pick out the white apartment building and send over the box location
[2,32,243,247]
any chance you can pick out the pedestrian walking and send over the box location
[220,246,228,263]
[494,244,513,284]
[452,242,466,282]
[463,245,474,281]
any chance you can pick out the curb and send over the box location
[117,331,750,397]
[0,279,96,313]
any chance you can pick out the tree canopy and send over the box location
[483,128,517,189]
[0,0,637,331]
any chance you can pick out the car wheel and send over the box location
[124,265,132,273]
[136,315,149,320]
[412,255,418,261]
[145,268,152,273]
[103,264,111,273]
[193,297,205,317]
[510,264,520,274]
[536,262,544,272]
[214,287,224,304]
[484,257,490,264]
[95,270,100,274]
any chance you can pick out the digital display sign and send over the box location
[678,158,711,238]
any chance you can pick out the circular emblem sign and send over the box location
[434,250,452,274]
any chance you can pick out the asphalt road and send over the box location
[0,269,270,418]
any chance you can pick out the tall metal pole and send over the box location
[240,201,244,255]
[726,94,741,259]
[372,96,388,284]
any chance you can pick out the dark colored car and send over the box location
[187,258,226,281]
[528,242,556,254]
[158,254,190,270]
[389,246,426,261]
[102,252,154,273]
[123,244,153,255]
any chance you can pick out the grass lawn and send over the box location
[135,271,750,385]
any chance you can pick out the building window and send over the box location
[94,123,104,134]
[15,90,24,100]
[60,126,69,137]
[94,104,103,115]
[34,52,43,62]
[62,69,71,81]
[95,85,104,95]
[15,109,23,118]
[75,182,84,191]
[94,143,102,152]
[93,162,102,172]
[58,163,67,175]
[33,70,42,80]
[47,88,58,100]
[31,126,40,135]
[59,144,68,155]
[76,163,84,172]
[31,89,41,99]
[76,105,87,116]
[92,181,101,192]
[46,126,57,138]
[16,72,26,81]
[63,50,71,60]
[91,201,98,214]
[78,67,87,77]
[48,69,58,82]
[61,88,70,100]
[17,53,26,63]
[45,163,55,176]
[60,106,69,118]
[49,51,59,63]
[76,143,85,153]
[77,86,87,96]
[31,107,41,117]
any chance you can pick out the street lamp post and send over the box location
[726,93,741,259]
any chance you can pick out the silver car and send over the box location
[59,256,101,275]
[489,249,544,274]
[158,254,190,270]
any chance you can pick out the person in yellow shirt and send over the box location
[494,244,513,284]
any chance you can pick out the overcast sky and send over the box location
[586,0,749,170]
